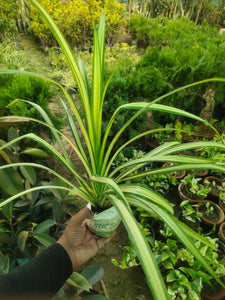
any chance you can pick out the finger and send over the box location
[71,207,91,225]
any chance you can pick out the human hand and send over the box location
[57,207,115,269]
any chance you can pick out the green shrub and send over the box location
[0,76,63,136]
[30,0,127,47]
[0,0,18,41]
[103,57,148,149]
[123,18,225,124]
[129,15,151,48]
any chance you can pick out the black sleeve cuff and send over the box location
[0,243,73,298]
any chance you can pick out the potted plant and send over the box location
[193,168,209,177]
[203,176,224,200]
[218,183,225,213]
[196,200,224,226]
[145,173,178,196]
[146,123,175,149]
[197,124,217,139]
[201,276,225,300]
[1,1,225,298]
[180,122,199,143]
[162,162,186,179]
[178,173,211,202]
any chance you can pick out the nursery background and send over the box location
[2,0,225,299]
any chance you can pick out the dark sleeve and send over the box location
[0,243,73,299]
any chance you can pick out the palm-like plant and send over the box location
[1,0,225,298]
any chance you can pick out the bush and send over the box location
[0,76,63,137]
[129,15,151,48]
[0,0,18,41]
[30,0,127,48]
[103,57,148,149]
[128,18,225,124]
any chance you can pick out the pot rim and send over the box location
[196,200,225,225]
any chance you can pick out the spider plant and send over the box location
[1,0,225,298]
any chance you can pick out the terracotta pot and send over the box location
[201,276,225,300]
[178,182,205,203]
[203,176,223,199]
[197,125,216,139]
[182,132,199,143]
[219,222,225,243]
[162,162,186,179]
[196,200,224,226]
[219,198,225,214]
[216,239,225,261]
[194,168,209,178]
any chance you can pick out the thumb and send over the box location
[71,207,92,225]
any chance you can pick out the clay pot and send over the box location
[203,176,223,200]
[162,162,186,179]
[178,182,205,203]
[201,276,225,300]
[196,200,224,226]
[182,132,199,143]
[218,222,225,244]
[219,198,225,214]
[194,168,209,178]
[197,125,216,139]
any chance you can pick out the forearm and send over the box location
[0,243,73,299]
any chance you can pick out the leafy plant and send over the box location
[197,201,224,224]
[112,220,225,299]
[0,0,18,41]
[181,173,211,200]
[146,174,177,195]
[1,1,225,298]
[0,127,97,295]
[179,200,202,224]
[219,182,225,204]
[0,75,63,137]
[204,201,215,216]
[30,0,127,48]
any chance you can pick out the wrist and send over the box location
[57,239,76,269]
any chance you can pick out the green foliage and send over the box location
[0,129,96,296]
[16,0,31,33]
[0,0,18,41]
[1,1,225,298]
[180,200,202,224]
[30,0,127,47]
[181,173,211,199]
[103,57,148,147]
[129,15,151,48]
[112,214,225,299]
[115,17,225,124]
[0,75,63,136]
